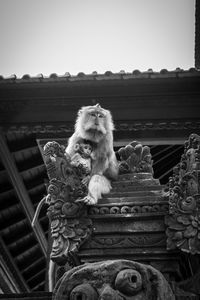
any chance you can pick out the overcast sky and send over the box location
[0,0,195,77]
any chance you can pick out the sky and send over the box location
[0,0,195,77]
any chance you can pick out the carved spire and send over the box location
[166,134,200,254]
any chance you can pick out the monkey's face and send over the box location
[83,108,107,137]
[82,144,92,156]
[75,105,114,144]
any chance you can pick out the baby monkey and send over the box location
[71,140,111,205]
[71,141,94,185]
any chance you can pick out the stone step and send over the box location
[117,173,153,180]
[112,178,160,188]
[112,183,165,192]
[99,195,166,205]
[109,190,165,198]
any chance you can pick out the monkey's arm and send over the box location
[65,132,80,157]
[91,138,118,179]
[71,153,82,166]
[106,151,119,180]
[104,134,119,180]
[90,153,109,176]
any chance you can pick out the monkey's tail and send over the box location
[88,174,111,200]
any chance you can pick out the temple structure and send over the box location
[0,2,200,299]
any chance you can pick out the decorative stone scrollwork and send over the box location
[53,260,175,300]
[88,202,168,216]
[117,141,153,174]
[165,134,200,254]
[43,141,92,265]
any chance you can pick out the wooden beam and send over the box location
[0,132,47,257]
[0,236,30,292]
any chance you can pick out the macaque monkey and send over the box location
[65,104,118,205]
[71,142,94,185]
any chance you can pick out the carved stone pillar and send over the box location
[43,141,92,266]
[166,134,200,254]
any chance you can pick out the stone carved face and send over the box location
[53,260,174,300]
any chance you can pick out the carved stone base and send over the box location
[78,173,182,281]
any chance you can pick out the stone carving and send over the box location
[53,259,175,300]
[88,202,168,216]
[165,133,200,254]
[83,235,166,249]
[43,141,92,264]
[117,141,153,174]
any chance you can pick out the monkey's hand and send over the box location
[70,153,80,167]
[81,175,90,186]
[75,195,97,205]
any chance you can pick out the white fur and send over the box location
[88,174,111,200]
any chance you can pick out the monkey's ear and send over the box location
[95,103,101,109]
[77,108,84,116]
[78,106,89,116]
[74,143,80,151]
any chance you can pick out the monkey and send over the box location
[71,141,94,185]
[65,104,119,205]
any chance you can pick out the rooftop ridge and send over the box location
[0,68,200,83]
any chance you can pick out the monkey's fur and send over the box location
[65,104,118,205]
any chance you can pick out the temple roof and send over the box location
[0,68,199,84]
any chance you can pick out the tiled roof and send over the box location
[0,68,200,83]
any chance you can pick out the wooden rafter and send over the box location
[0,236,29,292]
[0,132,47,257]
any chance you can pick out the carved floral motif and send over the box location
[165,134,200,254]
[43,141,92,265]
[117,141,153,174]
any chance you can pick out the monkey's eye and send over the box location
[98,113,104,118]
[90,112,96,117]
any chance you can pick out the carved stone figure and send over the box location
[165,133,200,254]
[53,260,175,300]
[43,141,92,264]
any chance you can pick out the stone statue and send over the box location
[53,260,175,300]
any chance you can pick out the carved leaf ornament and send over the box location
[117,141,153,174]
[166,134,200,254]
[43,141,92,264]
